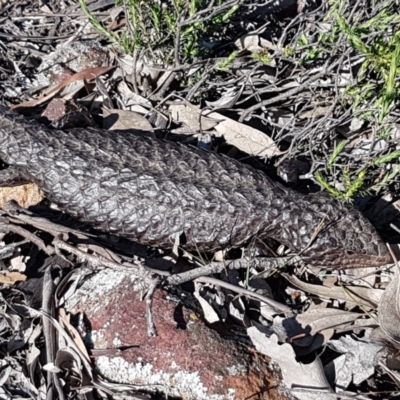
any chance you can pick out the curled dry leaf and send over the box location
[10,255,28,273]
[334,317,379,334]
[325,335,384,388]
[194,282,220,324]
[292,308,365,352]
[26,323,42,384]
[284,273,383,309]
[42,363,62,373]
[299,106,333,120]
[378,362,400,388]
[205,87,241,109]
[378,266,400,343]
[59,309,91,364]
[55,347,83,388]
[235,33,278,52]
[56,268,94,307]
[247,327,334,400]
[296,308,363,335]
[263,315,330,355]
[116,81,152,114]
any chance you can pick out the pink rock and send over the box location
[66,269,285,400]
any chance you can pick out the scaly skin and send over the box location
[0,105,391,267]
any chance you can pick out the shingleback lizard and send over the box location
[0,105,391,268]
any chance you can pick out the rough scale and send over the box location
[0,105,391,267]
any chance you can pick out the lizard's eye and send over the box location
[347,213,359,222]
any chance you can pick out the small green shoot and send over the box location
[79,0,239,63]
[252,50,271,65]
[315,172,346,199]
[283,46,295,57]
[216,51,238,71]
[78,0,118,45]
[315,169,367,202]
[327,140,347,169]
[335,8,400,124]
[370,150,400,167]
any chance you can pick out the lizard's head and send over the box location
[288,195,392,268]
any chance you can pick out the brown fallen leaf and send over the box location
[11,66,115,109]
[0,271,27,286]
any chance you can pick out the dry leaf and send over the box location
[378,266,400,343]
[299,106,333,120]
[169,103,281,158]
[205,88,240,109]
[26,322,42,383]
[194,283,220,324]
[297,308,362,335]
[325,335,384,387]
[116,81,152,114]
[54,348,83,387]
[207,111,282,158]
[12,66,114,109]
[284,273,383,309]
[235,33,277,52]
[103,108,154,133]
[10,255,28,273]
[248,328,335,400]
[378,362,400,387]
[334,317,378,334]
[59,309,91,363]
[169,103,219,131]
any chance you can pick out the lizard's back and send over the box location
[0,105,391,267]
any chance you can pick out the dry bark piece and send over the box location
[42,99,96,128]
[0,184,43,209]
[42,98,67,122]
[0,271,27,286]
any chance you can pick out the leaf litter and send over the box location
[0,0,400,399]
